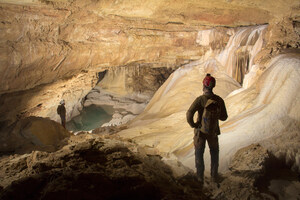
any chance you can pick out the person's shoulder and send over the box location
[213,94,225,102]
[57,104,65,109]
[197,95,210,105]
[213,94,222,98]
[191,95,205,105]
[197,95,207,100]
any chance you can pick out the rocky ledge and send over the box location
[0,121,292,200]
[0,133,207,200]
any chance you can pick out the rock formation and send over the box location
[0,133,208,200]
[0,132,287,200]
[0,0,299,125]
[82,63,174,127]
[118,26,300,175]
[0,116,70,155]
[0,0,300,199]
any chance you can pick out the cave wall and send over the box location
[0,1,205,94]
[0,0,299,125]
[0,1,202,124]
[98,63,175,97]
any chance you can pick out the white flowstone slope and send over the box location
[118,25,300,173]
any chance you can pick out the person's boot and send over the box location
[197,174,204,185]
[210,148,219,183]
[211,171,219,183]
[196,162,204,184]
[195,147,205,184]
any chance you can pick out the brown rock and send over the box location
[0,116,71,154]
[0,134,208,200]
[229,144,270,176]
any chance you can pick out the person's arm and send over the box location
[186,97,201,128]
[219,98,228,121]
[57,105,61,115]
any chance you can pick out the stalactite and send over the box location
[235,50,250,84]
[216,25,267,86]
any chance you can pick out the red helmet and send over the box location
[203,74,216,88]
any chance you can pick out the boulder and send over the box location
[229,144,270,176]
[0,116,71,154]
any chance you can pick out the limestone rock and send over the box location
[0,134,207,200]
[229,144,270,176]
[0,116,71,154]
[0,70,98,126]
[0,0,299,126]
[99,63,175,98]
[200,145,275,200]
[266,18,300,51]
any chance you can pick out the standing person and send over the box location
[186,74,228,183]
[57,99,66,128]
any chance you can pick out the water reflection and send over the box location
[67,105,113,132]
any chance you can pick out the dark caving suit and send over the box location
[186,74,227,182]
[57,100,66,128]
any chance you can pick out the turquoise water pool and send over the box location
[66,105,113,132]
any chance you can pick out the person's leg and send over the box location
[207,135,219,181]
[61,116,66,128]
[194,130,206,182]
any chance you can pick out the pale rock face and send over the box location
[118,26,300,174]
[216,25,267,85]
[196,28,230,50]
[82,64,174,127]
[98,64,174,98]
[0,1,203,95]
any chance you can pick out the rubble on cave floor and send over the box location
[0,133,208,200]
[203,144,300,200]
[0,132,297,200]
